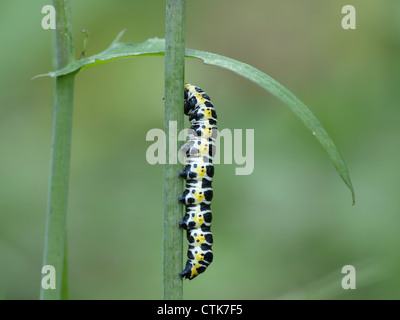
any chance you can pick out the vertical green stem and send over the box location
[60,236,69,300]
[40,0,75,300]
[163,0,186,300]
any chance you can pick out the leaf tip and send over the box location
[31,73,54,80]
[111,28,127,46]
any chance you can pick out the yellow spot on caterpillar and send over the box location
[185,83,195,91]
[195,252,204,262]
[200,108,212,119]
[196,93,206,103]
[193,213,204,226]
[190,265,199,278]
[193,191,204,203]
[195,165,206,178]
[197,140,209,156]
[193,232,205,244]
[203,127,212,138]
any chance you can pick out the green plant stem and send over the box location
[163,0,186,300]
[40,0,75,300]
[61,236,69,300]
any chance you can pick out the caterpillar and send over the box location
[179,83,217,280]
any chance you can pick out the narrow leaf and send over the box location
[186,49,355,205]
[34,34,355,204]
[33,38,166,79]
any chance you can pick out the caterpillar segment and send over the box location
[186,226,213,247]
[179,84,217,280]
[182,138,216,158]
[178,179,213,206]
[189,123,218,139]
[179,245,213,279]
[179,204,212,230]
[179,161,214,181]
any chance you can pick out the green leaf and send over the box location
[35,32,355,204]
[33,36,166,79]
[189,50,356,205]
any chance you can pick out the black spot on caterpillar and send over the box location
[179,83,217,280]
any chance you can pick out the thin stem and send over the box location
[60,235,69,300]
[163,0,186,300]
[40,0,75,300]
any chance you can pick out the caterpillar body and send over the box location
[179,83,217,280]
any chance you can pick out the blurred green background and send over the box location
[1,0,400,299]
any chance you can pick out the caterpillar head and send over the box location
[184,83,196,92]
